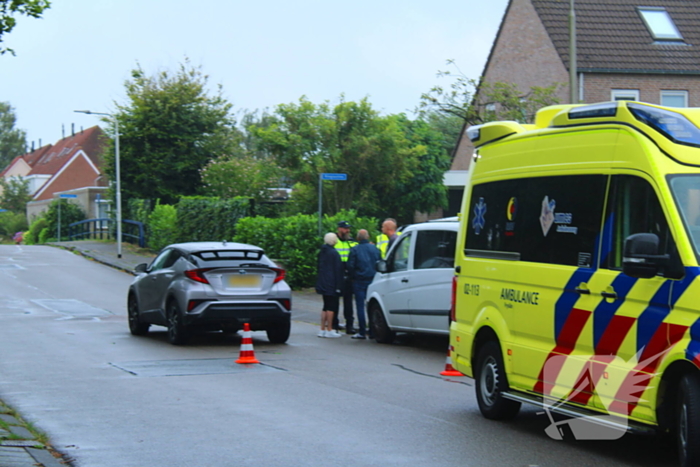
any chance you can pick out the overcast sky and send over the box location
[1,0,508,148]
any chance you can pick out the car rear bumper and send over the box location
[184,300,291,330]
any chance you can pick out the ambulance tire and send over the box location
[676,372,700,467]
[475,341,520,420]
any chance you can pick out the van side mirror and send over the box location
[375,260,387,273]
[135,263,148,274]
[622,233,669,279]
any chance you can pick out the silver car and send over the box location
[127,241,292,345]
[366,220,458,343]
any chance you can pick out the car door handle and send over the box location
[574,287,590,295]
[601,291,618,299]
[401,278,409,283]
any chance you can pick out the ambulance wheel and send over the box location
[676,372,700,467]
[369,302,395,344]
[475,341,520,420]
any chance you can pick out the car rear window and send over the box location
[193,250,263,261]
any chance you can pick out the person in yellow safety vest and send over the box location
[377,218,401,259]
[334,220,358,333]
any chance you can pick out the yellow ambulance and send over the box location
[450,101,700,466]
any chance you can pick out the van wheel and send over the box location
[677,372,700,467]
[369,302,395,344]
[475,341,520,420]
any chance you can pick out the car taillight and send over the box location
[450,276,457,322]
[185,268,212,284]
[271,267,286,284]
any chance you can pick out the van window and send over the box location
[414,229,457,269]
[387,233,412,272]
[670,174,700,259]
[602,175,674,269]
[466,175,607,267]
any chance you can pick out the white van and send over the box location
[366,220,458,343]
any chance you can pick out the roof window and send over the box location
[638,7,683,41]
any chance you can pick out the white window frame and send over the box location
[660,90,688,108]
[611,89,640,102]
[638,7,683,41]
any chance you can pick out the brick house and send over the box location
[0,126,110,221]
[443,0,700,217]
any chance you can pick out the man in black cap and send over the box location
[334,220,358,333]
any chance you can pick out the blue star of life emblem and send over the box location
[472,197,487,235]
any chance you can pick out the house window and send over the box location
[611,89,640,101]
[638,7,683,41]
[661,90,688,107]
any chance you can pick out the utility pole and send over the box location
[569,0,578,104]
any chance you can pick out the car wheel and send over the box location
[369,301,395,344]
[266,318,291,344]
[127,293,149,336]
[677,372,700,467]
[475,341,520,420]
[167,300,189,345]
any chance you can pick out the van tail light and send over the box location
[271,267,286,284]
[185,268,212,284]
[450,276,457,322]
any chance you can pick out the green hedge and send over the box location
[176,196,252,243]
[148,204,179,251]
[234,210,379,290]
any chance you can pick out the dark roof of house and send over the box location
[26,126,105,176]
[532,0,700,74]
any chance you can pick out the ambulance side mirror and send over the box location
[622,233,669,279]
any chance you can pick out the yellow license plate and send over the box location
[228,274,261,287]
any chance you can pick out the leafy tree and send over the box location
[104,60,239,205]
[418,59,561,125]
[1,0,51,55]
[383,116,452,225]
[0,210,27,236]
[0,175,30,213]
[200,154,284,202]
[253,96,421,217]
[0,101,27,168]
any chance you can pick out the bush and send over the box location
[234,210,379,289]
[176,196,251,242]
[147,204,178,251]
[0,211,28,236]
[38,227,53,244]
[43,200,86,241]
[24,217,48,245]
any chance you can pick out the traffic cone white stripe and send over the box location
[440,346,463,377]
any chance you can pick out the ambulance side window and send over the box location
[465,175,606,267]
[602,175,674,270]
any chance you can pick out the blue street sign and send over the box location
[59,194,78,198]
[321,173,347,181]
[0,209,7,212]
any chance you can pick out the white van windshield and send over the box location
[669,175,700,257]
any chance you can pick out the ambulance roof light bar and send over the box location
[568,102,618,120]
[628,103,700,147]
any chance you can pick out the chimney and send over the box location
[31,141,35,151]
[62,124,65,139]
[39,139,42,148]
[72,123,75,136]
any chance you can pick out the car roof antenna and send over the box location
[222,239,227,246]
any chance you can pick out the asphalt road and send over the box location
[0,245,680,467]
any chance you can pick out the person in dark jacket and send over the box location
[346,229,381,339]
[315,232,344,338]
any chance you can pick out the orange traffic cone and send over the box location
[440,346,463,377]
[235,323,260,364]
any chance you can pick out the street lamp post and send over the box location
[74,110,122,258]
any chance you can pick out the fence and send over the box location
[68,218,146,248]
